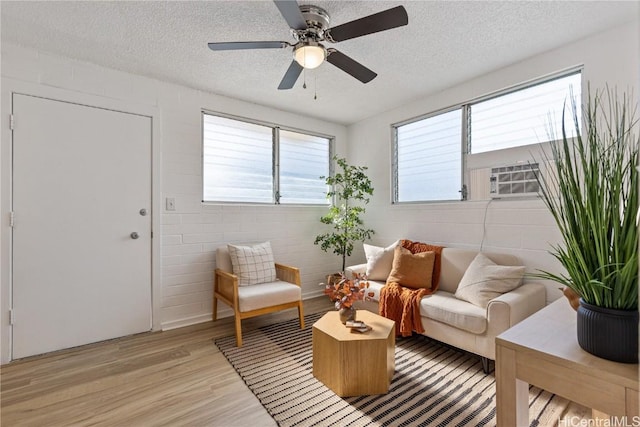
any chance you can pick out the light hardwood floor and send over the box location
[2,297,587,426]
[1,297,333,427]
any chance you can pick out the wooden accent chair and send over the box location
[213,245,305,346]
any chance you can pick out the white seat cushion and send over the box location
[420,291,487,334]
[238,280,301,312]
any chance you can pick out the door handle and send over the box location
[130,232,140,239]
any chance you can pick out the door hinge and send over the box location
[9,114,14,131]
[9,309,14,325]
[9,211,15,228]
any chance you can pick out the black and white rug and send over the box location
[215,312,569,427]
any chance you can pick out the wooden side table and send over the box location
[496,298,639,426]
[312,310,395,397]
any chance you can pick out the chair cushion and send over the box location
[363,241,398,281]
[420,291,488,334]
[454,253,525,308]
[227,242,276,286]
[238,281,301,312]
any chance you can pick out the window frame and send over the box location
[391,66,583,204]
[392,105,467,204]
[201,110,334,205]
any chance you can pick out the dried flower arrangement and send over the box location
[322,272,373,310]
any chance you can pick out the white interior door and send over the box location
[12,94,152,359]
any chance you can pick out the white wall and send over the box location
[0,42,347,363]
[345,21,639,302]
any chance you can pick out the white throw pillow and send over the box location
[364,241,399,281]
[227,242,277,286]
[454,253,525,308]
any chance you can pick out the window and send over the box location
[393,69,581,203]
[470,72,582,153]
[394,109,463,202]
[203,113,331,204]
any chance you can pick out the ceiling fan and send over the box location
[208,0,408,90]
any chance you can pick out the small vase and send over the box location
[339,306,356,324]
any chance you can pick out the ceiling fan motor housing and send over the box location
[298,5,330,40]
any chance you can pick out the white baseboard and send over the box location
[161,292,325,331]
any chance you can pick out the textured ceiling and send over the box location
[1,1,637,125]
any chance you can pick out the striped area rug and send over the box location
[215,312,569,427]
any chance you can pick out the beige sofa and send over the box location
[346,247,546,372]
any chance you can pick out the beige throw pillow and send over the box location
[387,246,435,289]
[364,241,399,281]
[454,253,525,308]
[227,241,276,286]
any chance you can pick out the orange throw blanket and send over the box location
[379,282,427,337]
[380,240,445,337]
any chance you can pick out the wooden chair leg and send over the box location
[297,301,305,329]
[235,313,243,347]
[212,295,218,321]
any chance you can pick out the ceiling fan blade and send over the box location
[273,0,307,30]
[326,6,408,42]
[326,49,377,84]
[208,41,290,51]
[278,61,303,90]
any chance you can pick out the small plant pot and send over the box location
[577,299,639,363]
[339,306,356,324]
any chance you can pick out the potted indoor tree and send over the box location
[314,156,374,274]
[534,87,638,363]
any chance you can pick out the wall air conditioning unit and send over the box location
[489,163,540,199]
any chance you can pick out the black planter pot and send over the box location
[577,299,639,363]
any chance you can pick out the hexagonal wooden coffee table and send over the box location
[312,310,395,397]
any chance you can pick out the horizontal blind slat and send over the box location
[396,108,462,202]
[471,73,581,153]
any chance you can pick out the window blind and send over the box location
[279,130,330,204]
[203,114,273,203]
[395,109,462,202]
[470,72,582,154]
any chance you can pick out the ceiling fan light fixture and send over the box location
[294,42,326,69]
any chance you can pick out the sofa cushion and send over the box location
[420,291,488,334]
[400,240,445,289]
[387,246,435,289]
[454,253,525,308]
[439,248,521,294]
[227,241,276,286]
[363,241,398,281]
[237,280,301,312]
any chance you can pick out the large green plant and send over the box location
[314,156,374,272]
[535,87,638,310]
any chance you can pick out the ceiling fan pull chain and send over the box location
[314,75,317,100]
[303,66,307,89]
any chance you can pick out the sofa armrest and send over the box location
[345,263,367,279]
[487,282,546,327]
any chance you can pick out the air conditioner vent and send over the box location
[490,163,540,198]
